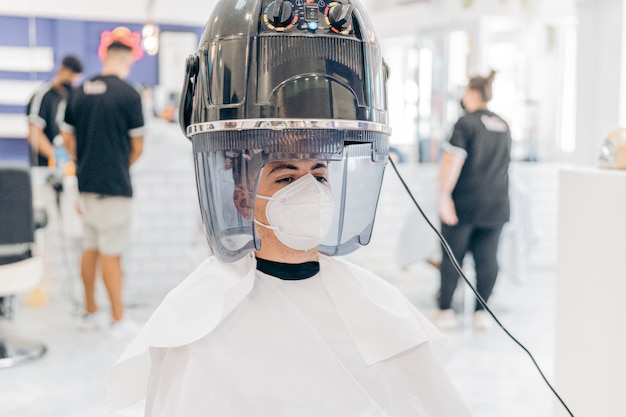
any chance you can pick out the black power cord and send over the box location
[388,157,574,417]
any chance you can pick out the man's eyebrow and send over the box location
[268,162,327,174]
[268,164,299,174]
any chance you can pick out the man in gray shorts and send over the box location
[61,27,144,334]
[81,194,132,259]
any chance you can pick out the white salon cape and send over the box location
[108,254,472,416]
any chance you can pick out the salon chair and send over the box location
[0,162,48,368]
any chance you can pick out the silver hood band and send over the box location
[187,119,392,137]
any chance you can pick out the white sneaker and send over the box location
[473,310,492,330]
[109,318,140,338]
[429,309,458,330]
[78,311,108,331]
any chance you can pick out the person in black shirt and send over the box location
[61,27,144,335]
[26,55,83,167]
[432,70,512,330]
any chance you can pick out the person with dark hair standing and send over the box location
[61,27,145,335]
[26,55,83,167]
[431,70,512,330]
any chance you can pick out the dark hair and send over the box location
[468,69,496,102]
[107,41,133,53]
[61,55,83,74]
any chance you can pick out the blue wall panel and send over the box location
[0,139,30,163]
[54,19,87,70]
[0,16,30,46]
[33,18,55,47]
[0,15,204,139]
[0,15,203,87]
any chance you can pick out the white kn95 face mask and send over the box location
[254,173,335,251]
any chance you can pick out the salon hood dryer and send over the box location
[179,0,391,262]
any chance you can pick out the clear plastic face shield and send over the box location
[181,0,390,262]
[192,129,388,262]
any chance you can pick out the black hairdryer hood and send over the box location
[180,0,390,136]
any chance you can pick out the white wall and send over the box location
[573,0,625,165]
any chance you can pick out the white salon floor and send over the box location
[1,256,561,417]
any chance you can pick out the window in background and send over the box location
[556,20,577,153]
[155,31,198,121]
[413,28,472,163]
[383,38,420,163]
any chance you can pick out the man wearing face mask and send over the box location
[108,1,472,415]
[109,156,472,417]
[26,55,83,167]
[242,161,335,257]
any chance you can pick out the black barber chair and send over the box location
[0,163,48,368]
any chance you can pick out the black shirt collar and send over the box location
[255,257,320,280]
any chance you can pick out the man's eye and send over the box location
[315,176,328,183]
[276,177,294,184]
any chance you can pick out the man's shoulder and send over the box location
[77,76,140,102]
[455,111,490,135]
[28,82,53,103]
[319,255,395,288]
[105,78,142,103]
[459,111,483,124]
[101,75,139,91]
[453,113,476,131]
[165,255,254,297]
[27,82,58,116]
[478,110,509,133]
[33,81,52,95]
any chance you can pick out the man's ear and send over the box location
[233,185,252,219]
